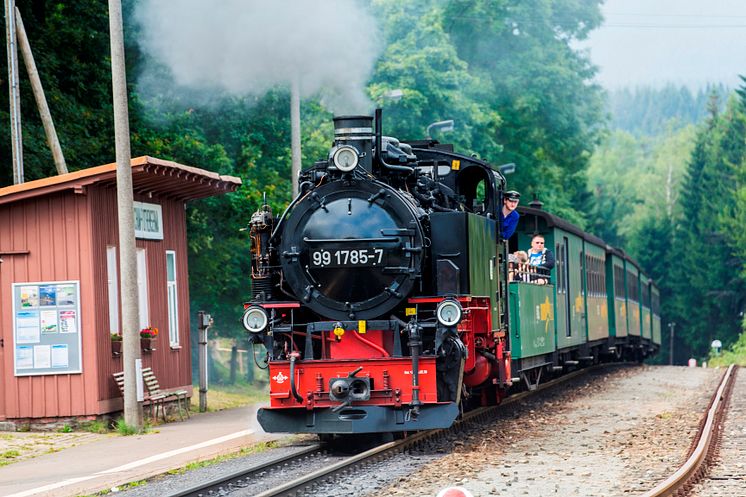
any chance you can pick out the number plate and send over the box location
[310,248,385,268]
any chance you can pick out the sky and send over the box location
[584,0,746,89]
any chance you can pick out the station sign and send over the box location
[134,201,163,240]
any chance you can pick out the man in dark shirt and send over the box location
[500,190,520,239]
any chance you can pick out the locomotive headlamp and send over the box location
[242,306,268,333]
[436,299,463,327]
[332,145,360,172]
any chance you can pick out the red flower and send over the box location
[140,326,158,339]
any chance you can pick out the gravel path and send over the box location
[690,367,746,497]
[376,365,721,497]
[301,365,720,497]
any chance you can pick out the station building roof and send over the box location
[0,156,241,206]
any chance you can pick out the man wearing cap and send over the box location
[500,190,520,239]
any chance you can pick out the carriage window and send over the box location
[614,265,624,298]
[627,271,639,303]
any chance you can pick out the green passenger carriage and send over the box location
[505,206,660,388]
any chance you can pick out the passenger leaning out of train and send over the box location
[500,190,521,239]
[527,234,555,284]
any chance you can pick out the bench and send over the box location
[142,367,190,421]
[112,367,190,422]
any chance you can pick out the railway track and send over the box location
[641,364,738,497]
[166,444,325,497]
[688,366,745,497]
[167,365,607,497]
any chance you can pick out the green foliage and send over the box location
[79,419,110,434]
[441,0,605,225]
[0,3,115,184]
[708,321,746,367]
[115,418,141,436]
[57,424,73,433]
[667,93,746,359]
[2,450,20,459]
[608,84,728,136]
[369,1,500,155]
[588,82,745,363]
[586,123,696,247]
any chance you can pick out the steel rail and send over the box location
[166,443,322,497]
[640,364,736,497]
[254,363,618,497]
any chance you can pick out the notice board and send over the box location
[12,280,82,375]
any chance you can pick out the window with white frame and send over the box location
[166,250,179,346]
[136,248,149,330]
[106,246,119,334]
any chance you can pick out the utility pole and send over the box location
[668,322,676,366]
[290,76,301,198]
[14,7,67,175]
[4,0,23,183]
[108,0,142,429]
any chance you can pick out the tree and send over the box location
[439,0,606,226]
[668,94,746,357]
[369,1,500,155]
[0,3,115,185]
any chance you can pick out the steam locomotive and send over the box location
[243,111,660,435]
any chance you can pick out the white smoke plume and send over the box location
[133,0,381,114]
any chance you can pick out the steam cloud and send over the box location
[134,0,381,114]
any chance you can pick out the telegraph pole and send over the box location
[15,7,67,175]
[108,0,142,429]
[290,76,301,198]
[4,0,23,183]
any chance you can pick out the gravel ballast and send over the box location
[372,365,721,497]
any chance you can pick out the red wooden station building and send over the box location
[0,156,240,427]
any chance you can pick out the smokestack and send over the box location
[333,115,373,172]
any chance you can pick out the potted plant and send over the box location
[111,333,123,356]
[140,326,158,352]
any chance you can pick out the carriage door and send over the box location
[558,237,571,337]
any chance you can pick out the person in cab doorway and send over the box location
[527,234,555,284]
[500,190,520,239]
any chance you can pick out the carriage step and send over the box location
[563,360,579,366]
[551,366,564,372]
[607,346,617,351]
[578,356,594,361]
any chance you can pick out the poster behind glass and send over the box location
[13,281,82,375]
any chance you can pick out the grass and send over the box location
[708,330,746,367]
[115,418,143,436]
[89,479,147,495]
[165,440,280,475]
[79,419,110,434]
[192,381,268,412]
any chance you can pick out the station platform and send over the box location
[0,404,282,497]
